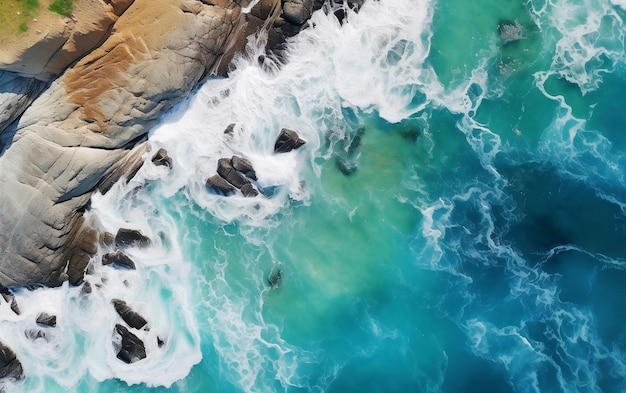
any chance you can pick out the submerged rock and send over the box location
[102,251,136,270]
[274,128,306,153]
[268,268,282,288]
[151,148,173,169]
[113,324,146,364]
[36,313,57,328]
[114,228,150,249]
[112,299,148,330]
[498,20,525,44]
[0,341,23,381]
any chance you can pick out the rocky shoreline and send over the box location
[0,0,362,381]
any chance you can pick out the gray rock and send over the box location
[217,158,248,189]
[282,0,313,26]
[206,175,237,196]
[36,313,57,327]
[240,182,259,197]
[274,128,306,153]
[231,156,257,181]
[1,291,20,316]
[102,251,136,270]
[112,299,148,329]
[115,229,150,249]
[151,148,173,169]
[113,324,146,364]
[498,20,525,44]
[0,72,45,135]
[0,341,23,381]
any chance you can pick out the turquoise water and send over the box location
[4,0,626,392]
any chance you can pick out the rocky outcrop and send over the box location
[274,128,306,152]
[112,299,147,329]
[0,72,46,135]
[102,251,136,270]
[113,324,146,364]
[151,148,173,169]
[206,156,260,197]
[114,229,150,249]
[36,313,57,327]
[0,0,335,288]
[0,342,23,381]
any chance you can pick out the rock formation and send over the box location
[0,0,343,288]
[113,324,146,364]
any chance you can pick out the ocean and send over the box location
[3,0,626,391]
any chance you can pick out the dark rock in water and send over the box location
[25,328,47,341]
[100,232,115,247]
[240,183,260,198]
[231,156,257,181]
[268,268,282,288]
[36,313,57,328]
[274,128,306,153]
[114,324,146,364]
[81,282,92,295]
[157,336,165,348]
[224,123,236,135]
[217,158,248,189]
[283,0,313,26]
[206,174,237,196]
[115,228,151,249]
[0,341,23,380]
[336,158,358,176]
[400,128,420,142]
[151,148,173,169]
[0,290,20,316]
[102,251,136,270]
[112,299,148,330]
[498,20,525,44]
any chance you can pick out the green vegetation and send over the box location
[0,0,40,34]
[49,0,73,16]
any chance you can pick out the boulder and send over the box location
[114,228,150,249]
[0,342,23,381]
[102,251,136,270]
[240,183,259,198]
[112,299,147,329]
[206,175,237,196]
[231,156,257,181]
[282,0,313,26]
[113,324,146,364]
[151,148,173,169]
[36,313,57,327]
[217,158,248,189]
[274,128,306,153]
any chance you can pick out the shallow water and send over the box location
[3,0,626,392]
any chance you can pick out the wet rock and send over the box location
[100,231,115,247]
[274,128,306,153]
[81,282,92,295]
[282,0,314,26]
[113,324,146,364]
[217,158,248,189]
[36,313,57,328]
[224,123,236,135]
[231,156,257,181]
[157,336,165,348]
[0,341,23,381]
[240,183,259,198]
[268,268,282,288]
[206,175,237,196]
[498,20,525,44]
[0,289,20,316]
[114,228,150,249]
[25,329,47,341]
[102,251,136,270]
[112,299,148,330]
[151,148,173,169]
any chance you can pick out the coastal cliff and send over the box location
[0,0,329,287]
